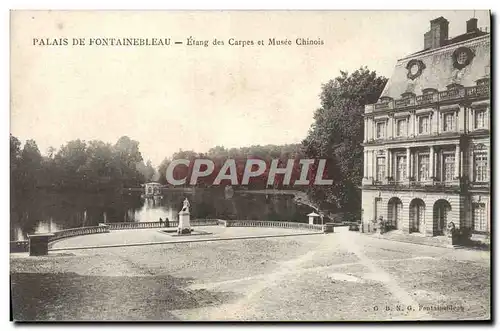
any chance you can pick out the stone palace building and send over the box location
[361,16,490,238]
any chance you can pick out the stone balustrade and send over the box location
[368,81,490,113]
[107,221,174,230]
[49,225,110,242]
[223,220,323,232]
[190,219,220,226]
[106,219,221,230]
[10,219,327,253]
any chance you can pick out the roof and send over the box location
[307,212,320,217]
[407,29,488,57]
[380,34,490,99]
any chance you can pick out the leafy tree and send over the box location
[114,136,143,165]
[136,159,156,183]
[17,139,43,191]
[302,67,387,211]
[10,134,152,193]
[157,157,171,185]
[54,139,88,188]
[113,136,144,187]
[10,135,22,204]
[10,134,21,175]
[81,140,120,188]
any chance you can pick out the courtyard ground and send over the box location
[10,227,490,321]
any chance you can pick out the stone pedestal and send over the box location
[27,233,54,256]
[323,223,334,233]
[178,211,191,234]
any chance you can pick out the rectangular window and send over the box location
[418,154,429,181]
[396,155,407,181]
[443,154,455,182]
[443,113,455,132]
[396,119,407,137]
[376,122,386,138]
[418,116,429,134]
[474,152,488,182]
[475,109,486,129]
[376,157,385,181]
[473,203,487,232]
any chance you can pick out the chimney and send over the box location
[424,16,449,49]
[467,18,478,33]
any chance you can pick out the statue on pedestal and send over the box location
[181,198,190,213]
[178,198,191,235]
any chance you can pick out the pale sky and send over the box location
[10,10,490,166]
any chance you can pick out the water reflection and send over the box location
[10,189,310,241]
[134,197,176,223]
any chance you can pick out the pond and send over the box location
[10,189,314,241]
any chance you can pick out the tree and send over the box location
[114,136,143,165]
[10,134,21,174]
[10,135,22,203]
[54,139,88,188]
[157,157,171,185]
[302,67,387,211]
[81,140,120,189]
[114,136,144,187]
[17,139,43,191]
[136,159,156,183]
[10,134,151,193]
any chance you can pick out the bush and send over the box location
[450,227,472,244]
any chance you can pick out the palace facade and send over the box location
[361,17,490,238]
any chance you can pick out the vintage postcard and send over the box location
[10,10,491,322]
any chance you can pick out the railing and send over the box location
[11,226,110,252]
[49,225,110,242]
[10,240,29,253]
[394,97,414,108]
[99,219,319,231]
[221,220,323,232]
[465,85,490,98]
[374,102,391,110]
[190,219,220,226]
[367,178,464,190]
[107,219,221,230]
[107,221,173,230]
[416,93,436,105]
[370,81,490,112]
[9,219,325,253]
[439,88,465,101]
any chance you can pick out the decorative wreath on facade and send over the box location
[452,47,474,70]
[406,59,426,80]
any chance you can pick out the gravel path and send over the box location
[49,226,314,249]
[10,227,490,321]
